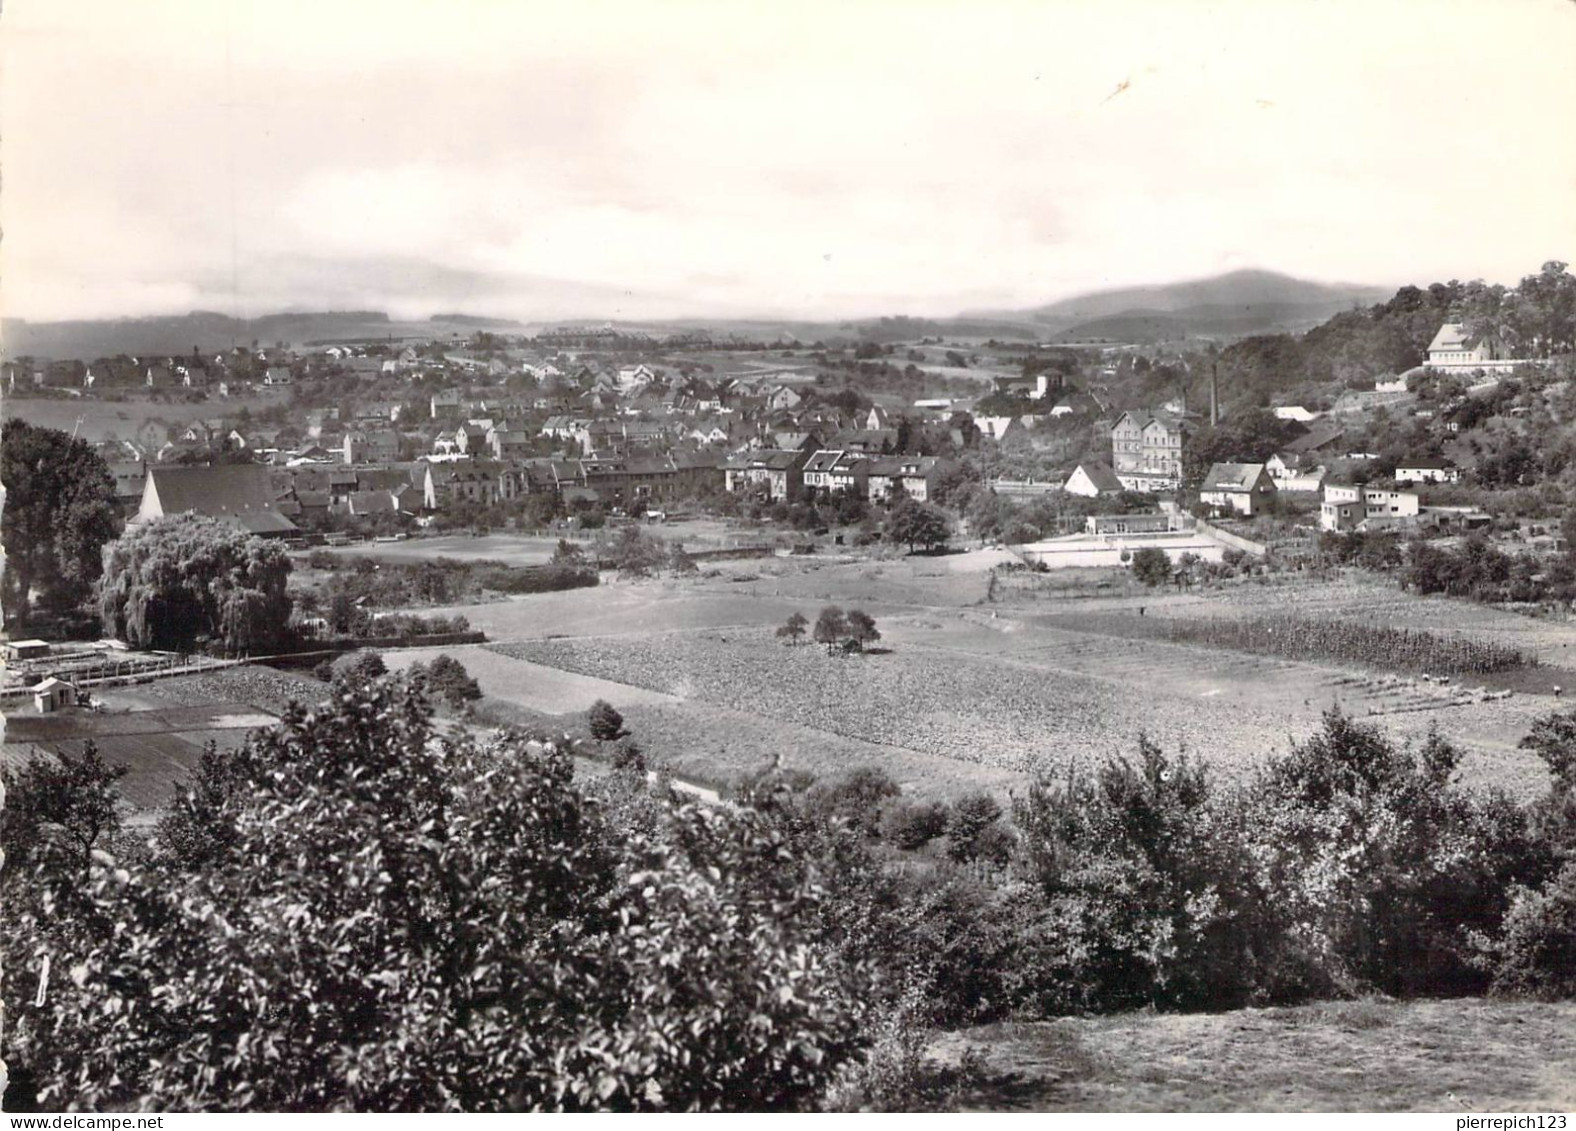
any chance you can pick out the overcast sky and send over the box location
[3,0,1574,324]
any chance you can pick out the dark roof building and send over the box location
[137,465,298,536]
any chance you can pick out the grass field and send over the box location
[931,998,1576,1112]
[2,392,288,444]
[397,563,1563,801]
[317,534,560,567]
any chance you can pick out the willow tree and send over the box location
[99,514,292,653]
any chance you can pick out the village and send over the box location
[4,0,1576,1108]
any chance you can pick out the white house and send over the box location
[1396,459,1460,484]
[1425,323,1525,374]
[1273,406,1318,423]
[1199,462,1277,516]
[33,677,76,714]
[1064,461,1125,498]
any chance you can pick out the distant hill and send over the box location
[3,269,1395,359]
[1022,268,1392,324]
[2,310,530,360]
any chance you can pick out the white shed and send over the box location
[33,677,76,713]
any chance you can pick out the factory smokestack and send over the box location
[1209,360,1219,427]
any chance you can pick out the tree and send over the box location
[99,515,292,653]
[414,653,482,709]
[945,791,1005,863]
[332,649,387,682]
[1130,546,1172,587]
[1519,709,1576,797]
[4,678,866,1111]
[844,609,880,651]
[1,742,128,876]
[588,698,628,741]
[552,538,586,564]
[1,420,122,626]
[813,606,848,654]
[776,611,808,645]
[886,501,949,553]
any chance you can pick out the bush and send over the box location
[807,768,901,839]
[5,678,868,1110]
[588,699,627,741]
[945,791,1004,863]
[1012,739,1254,1013]
[1487,862,1576,998]
[880,800,949,850]
[332,649,386,683]
[412,653,482,709]
[1130,546,1171,587]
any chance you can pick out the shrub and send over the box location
[807,768,901,839]
[1244,714,1543,1000]
[414,653,482,709]
[332,649,386,683]
[5,679,868,1110]
[1487,862,1576,998]
[1130,546,1171,587]
[945,791,1005,863]
[1012,739,1255,1013]
[588,699,627,741]
[880,800,949,850]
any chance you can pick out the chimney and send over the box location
[1209,360,1219,428]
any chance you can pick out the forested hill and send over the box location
[1196,261,1576,416]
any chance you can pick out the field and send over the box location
[389,558,1565,803]
[2,391,288,444]
[2,667,324,812]
[931,998,1576,1112]
[317,534,559,567]
[310,519,770,569]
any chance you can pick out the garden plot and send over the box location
[3,694,298,813]
[381,644,680,714]
[422,583,802,642]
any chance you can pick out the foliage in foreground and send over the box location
[3,680,866,1111]
[8,686,1576,1111]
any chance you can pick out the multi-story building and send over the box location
[1110,410,1189,492]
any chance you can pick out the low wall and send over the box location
[1193,519,1269,558]
[686,545,774,563]
[1018,533,1228,570]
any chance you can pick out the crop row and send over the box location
[1043,612,1531,676]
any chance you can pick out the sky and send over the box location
[2,0,1574,325]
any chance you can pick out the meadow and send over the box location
[934,999,1576,1112]
[390,555,1563,802]
[2,391,288,444]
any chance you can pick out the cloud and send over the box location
[3,0,1574,322]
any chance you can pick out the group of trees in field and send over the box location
[774,606,881,654]
[6,683,1575,1111]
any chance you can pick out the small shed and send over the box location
[33,677,76,714]
[5,639,52,662]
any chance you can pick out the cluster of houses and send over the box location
[1052,398,1469,534]
[66,335,981,538]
